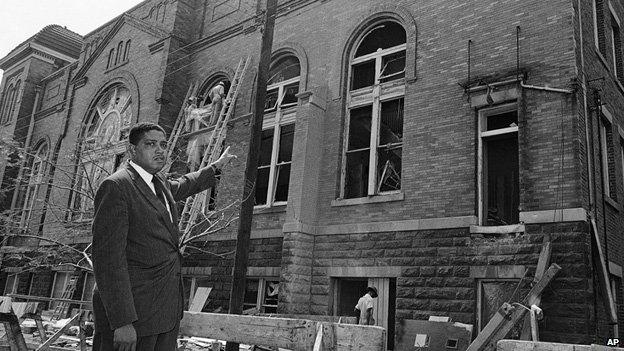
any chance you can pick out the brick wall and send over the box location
[182,237,283,311]
[309,222,595,344]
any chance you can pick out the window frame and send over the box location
[477,103,519,226]
[341,23,406,199]
[4,273,19,295]
[70,84,132,222]
[50,271,72,309]
[476,278,521,332]
[255,69,299,208]
[19,142,49,231]
[242,277,280,314]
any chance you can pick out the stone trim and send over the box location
[317,215,477,235]
[283,215,478,235]
[470,224,525,234]
[206,228,284,241]
[519,208,587,223]
[327,266,402,277]
[181,267,212,276]
[331,192,404,207]
[470,265,526,278]
[247,266,280,277]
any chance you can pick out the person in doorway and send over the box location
[208,81,225,125]
[355,286,378,325]
[91,122,236,351]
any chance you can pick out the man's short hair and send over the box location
[128,122,166,145]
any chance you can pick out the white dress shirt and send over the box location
[129,160,173,222]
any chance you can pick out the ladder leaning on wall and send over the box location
[166,56,251,240]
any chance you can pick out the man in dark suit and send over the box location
[91,122,235,351]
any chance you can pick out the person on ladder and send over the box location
[91,122,236,351]
[208,81,225,126]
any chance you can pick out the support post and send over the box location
[226,0,278,350]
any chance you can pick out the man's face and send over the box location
[128,129,167,174]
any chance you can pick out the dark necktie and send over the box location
[151,176,168,208]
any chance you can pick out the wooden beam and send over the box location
[520,236,551,340]
[590,219,618,323]
[180,311,386,351]
[0,312,28,351]
[188,287,212,312]
[497,340,624,351]
[35,313,81,351]
[467,264,561,351]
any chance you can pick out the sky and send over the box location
[0,0,145,81]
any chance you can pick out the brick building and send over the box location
[0,0,623,347]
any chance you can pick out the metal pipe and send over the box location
[519,82,574,94]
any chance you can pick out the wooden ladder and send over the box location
[178,56,251,236]
[162,81,201,174]
[50,275,78,321]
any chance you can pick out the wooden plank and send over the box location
[467,264,561,351]
[35,313,81,351]
[180,311,386,351]
[181,312,316,350]
[257,314,357,324]
[590,219,618,323]
[520,236,551,340]
[188,287,212,312]
[497,340,624,351]
[0,312,28,351]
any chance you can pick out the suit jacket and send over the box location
[91,162,216,336]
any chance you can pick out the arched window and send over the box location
[20,142,49,231]
[0,85,11,123]
[8,81,21,121]
[70,84,133,221]
[123,40,131,61]
[342,21,406,199]
[107,48,115,69]
[115,41,123,65]
[255,54,300,207]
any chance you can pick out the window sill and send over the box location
[470,224,525,235]
[605,196,621,212]
[253,204,287,214]
[331,192,404,207]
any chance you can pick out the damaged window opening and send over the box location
[343,20,406,199]
[243,278,279,313]
[479,107,519,226]
[477,279,525,336]
[255,54,299,207]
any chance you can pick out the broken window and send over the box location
[343,21,406,199]
[477,279,525,338]
[479,106,519,226]
[243,278,279,314]
[19,142,49,232]
[255,55,299,207]
[70,84,132,221]
[265,55,300,112]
